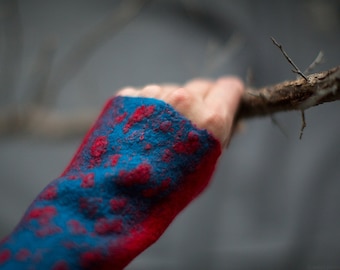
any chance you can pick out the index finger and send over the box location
[205,77,244,146]
[205,76,244,120]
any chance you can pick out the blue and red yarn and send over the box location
[0,96,221,269]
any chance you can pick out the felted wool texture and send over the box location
[0,96,221,270]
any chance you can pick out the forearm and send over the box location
[0,96,221,269]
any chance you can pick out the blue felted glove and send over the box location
[0,96,221,269]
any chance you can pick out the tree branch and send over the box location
[237,65,340,119]
[0,66,339,138]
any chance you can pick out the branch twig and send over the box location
[271,37,308,81]
[304,51,324,75]
[299,110,306,140]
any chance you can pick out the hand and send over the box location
[117,76,244,147]
[0,76,244,270]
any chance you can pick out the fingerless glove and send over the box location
[0,96,221,269]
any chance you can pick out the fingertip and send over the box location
[207,76,244,147]
[216,76,245,96]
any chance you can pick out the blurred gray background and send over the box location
[1,0,340,269]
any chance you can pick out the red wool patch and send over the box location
[162,149,173,162]
[110,154,121,166]
[89,136,108,167]
[81,173,95,188]
[123,105,155,133]
[173,131,200,154]
[63,241,77,249]
[90,136,108,158]
[67,220,87,234]
[144,143,152,150]
[142,178,171,197]
[0,249,11,264]
[94,218,123,235]
[118,163,151,186]
[110,198,127,212]
[159,120,172,132]
[67,175,78,180]
[115,112,127,123]
[15,249,30,261]
[28,206,57,225]
[80,251,104,268]
[79,197,102,218]
[36,225,62,237]
[52,260,69,270]
[40,185,57,200]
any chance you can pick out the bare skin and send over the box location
[117,76,244,147]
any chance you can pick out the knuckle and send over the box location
[204,111,225,128]
[116,87,137,96]
[168,88,193,106]
[144,84,162,92]
[140,85,163,98]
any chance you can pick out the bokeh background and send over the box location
[1,0,340,269]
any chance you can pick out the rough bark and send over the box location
[238,66,340,119]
